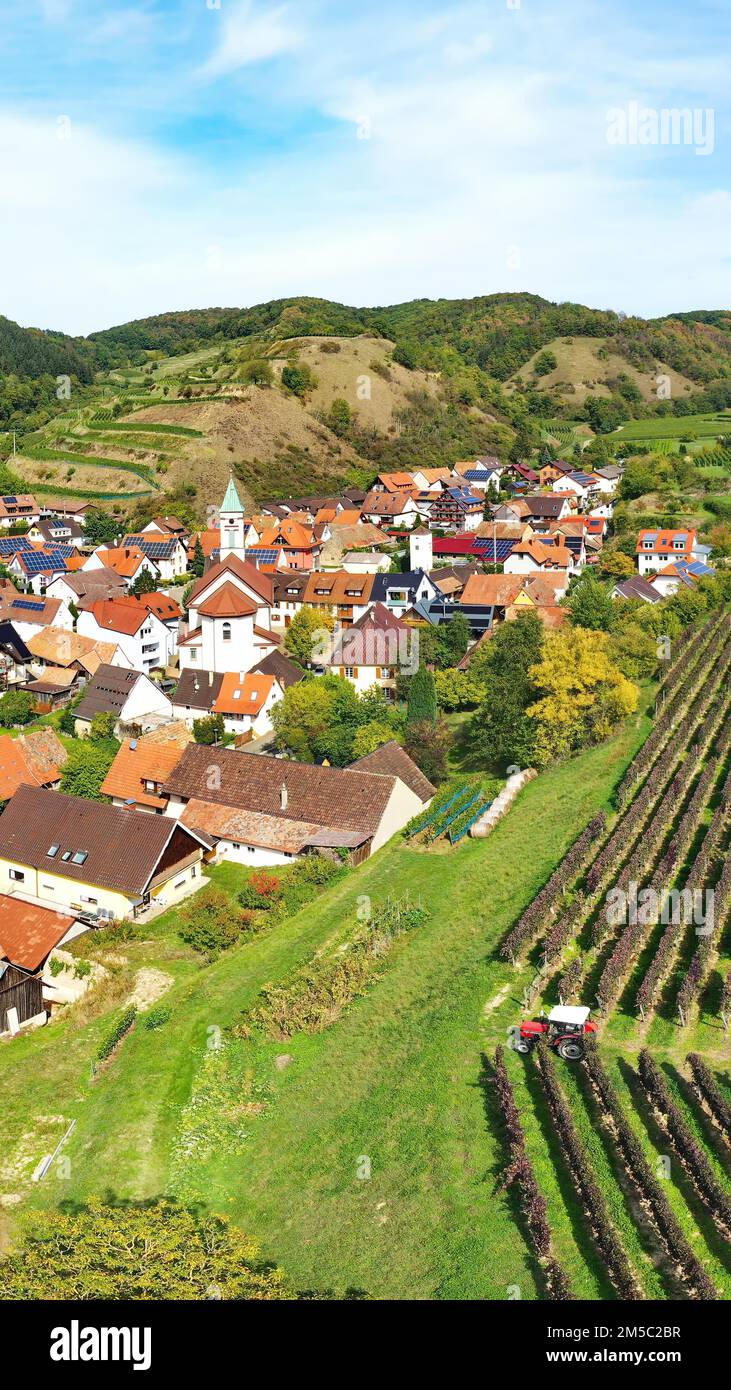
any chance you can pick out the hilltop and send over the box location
[3,291,731,519]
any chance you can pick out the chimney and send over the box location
[280,782,288,812]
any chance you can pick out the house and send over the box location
[211,670,284,738]
[0,785,207,920]
[179,576,277,675]
[85,545,158,589]
[635,528,709,576]
[0,494,39,528]
[77,598,174,671]
[8,546,78,594]
[143,515,190,541]
[648,559,716,598]
[0,621,32,687]
[127,591,183,633]
[452,458,501,493]
[341,551,392,575]
[411,466,455,492]
[0,728,68,803]
[101,728,192,813]
[319,522,390,568]
[254,518,321,570]
[522,495,572,523]
[171,668,224,724]
[428,486,484,532]
[552,471,600,505]
[503,539,573,582]
[594,464,623,494]
[39,498,94,525]
[46,567,128,610]
[0,591,73,642]
[74,664,174,737]
[371,472,418,494]
[27,516,85,549]
[162,742,434,866]
[270,571,310,629]
[611,575,663,604]
[121,534,189,581]
[302,569,374,627]
[369,570,440,616]
[360,491,420,529]
[322,604,413,697]
[26,628,128,679]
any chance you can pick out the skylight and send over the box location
[47,844,60,858]
[72,851,88,865]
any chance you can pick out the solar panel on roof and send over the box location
[13,598,45,612]
[247,547,278,564]
[0,536,32,553]
[473,538,515,560]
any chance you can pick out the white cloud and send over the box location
[201,1,301,78]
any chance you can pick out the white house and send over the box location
[0,591,73,642]
[76,599,175,671]
[635,528,708,577]
[74,664,174,736]
[210,670,284,738]
[552,472,601,506]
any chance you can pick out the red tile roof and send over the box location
[197,582,257,618]
[0,894,76,972]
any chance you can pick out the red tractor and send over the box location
[513,1005,597,1061]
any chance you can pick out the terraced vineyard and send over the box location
[494,612,731,1300]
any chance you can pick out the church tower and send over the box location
[219,474,246,561]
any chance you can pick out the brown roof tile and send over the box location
[0,894,76,972]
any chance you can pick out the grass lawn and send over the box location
[0,701,665,1298]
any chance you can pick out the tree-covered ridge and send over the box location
[0,315,98,382]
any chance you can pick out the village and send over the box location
[0,451,719,1040]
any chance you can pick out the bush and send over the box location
[141,1003,172,1031]
[97,1005,137,1062]
[193,714,225,745]
[178,886,245,960]
[0,690,34,727]
[73,959,91,979]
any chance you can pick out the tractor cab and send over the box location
[515,1005,596,1060]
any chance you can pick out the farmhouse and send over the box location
[74,664,173,736]
[101,728,192,812]
[322,603,413,696]
[0,785,207,920]
[162,742,434,866]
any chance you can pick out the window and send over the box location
[72,851,88,865]
[344,666,355,678]
[190,649,198,661]
[61,850,72,862]
[47,844,60,858]
[80,894,97,905]
[9,869,24,882]
[222,622,232,641]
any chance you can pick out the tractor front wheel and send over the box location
[557,1039,584,1061]
[514,1038,534,1054]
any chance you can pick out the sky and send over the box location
[0,0,729,335]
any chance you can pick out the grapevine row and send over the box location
[490,1047,574,1299]
[687,1053,731,1139]
[582,1049,718,1300]
[499,814,606,963]
[637,1051,731,1239]
[536,1043,642,1299]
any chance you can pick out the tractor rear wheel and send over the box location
[514,1038,533,1054]
[557,1039,584,1060]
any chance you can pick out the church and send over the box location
[178,478,279,675]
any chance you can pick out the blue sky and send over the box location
[0,0,729,334]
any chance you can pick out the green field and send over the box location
[613,412,731,444]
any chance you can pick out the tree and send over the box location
[179,885,245,959]
[193,714,225,745]
[83,509,123,547]
[404,716,451,784]
[597,550,635,580]
[191,535,205,578]
[284,607,333,667]
[407,665,437,724]
[0,689,34,727]
[89,710,117,742]
[434,667,482,711]
[271,674,361,766]
[351,720,398,758]
[568,576,615,632]
[608,623,658,680]
[239,358,273,387]
[327,398,351,436]
[0,1198,290,1300]
[436,612,471,668]
[526,627,638,765]
[533,350,558,377]
[469,611,544,769]
[281,363,318,398]
[60,742,117,799]
[392,342,417,369]
[130,567,156,596]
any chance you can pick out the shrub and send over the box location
[97,1005,137,1062]
[179,886,244,960]
[142,1003,172,1031]
[73,959,91,979]
[0,690,34,727]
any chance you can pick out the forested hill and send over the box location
[88,293,731,385]
[0,315,98,383]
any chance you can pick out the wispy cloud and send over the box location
[200,0,302,78]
